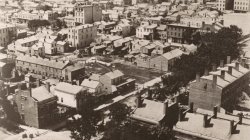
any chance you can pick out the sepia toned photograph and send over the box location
[0,0,250,139]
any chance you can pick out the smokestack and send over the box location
[227,56,231,64]
[221,70,225,79]
[220,60,224,67]
[46,82,50,92]
[196,73,200,82]
[204,68,209,76]
[189,102,194,113]
[163,101,168,115]
[241,58,246,68]
[136,95,142,108]
[213,106,217,118]
[235,62,239,71]
[228,66,233,75]
[212,75,217,88]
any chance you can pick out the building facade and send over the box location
[234,0,250,12]
[0,24,17,47]
[68,24,97,48]
[14,83,58,128]
[74,5,102,24]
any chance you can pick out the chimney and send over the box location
[163,101,168,115]
[221,70,225,79]
[203,114,208,127]
[179,108,184,121]
[204,68,209,76]
[220,60,224,67]
[241,58,246,67]
[230,120,235,134]
[228,66,233,75]
[235,62,239,71]
[28,86,32,97]
[196,73,200,82]
[136,95,142,108]
[238,113,243,124]
[18,83,22,90]
[212,75,217,88]
[36,79,40,87]
[46,82,50,92]
[6,84,10,95]
[212,63,217,71]
[147,90,152,99]
[227,56,231,64]
[189,102,194,113]
[213,106,217,118]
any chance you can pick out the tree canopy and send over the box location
[28,20,51,31]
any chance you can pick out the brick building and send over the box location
[189,56,250,112]
[234,0,250,12]
[74,4,102,24]
[14,82,58,128]
[0,23,17,47]
[16,54,85,82]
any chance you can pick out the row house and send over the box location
[15,54,85,82]
[189,56,250,112]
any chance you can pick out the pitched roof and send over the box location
[162,49,183,60]
[55,82,85,95]
[16,55,69,69]
[89,73,101,81]
[81,79,100,89]
[131,99,165,124]
[104,70,124,79]
[31,86,55,102]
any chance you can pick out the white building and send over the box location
[68,24,97,48]
[54,82,86,108]
[136,21,157,40]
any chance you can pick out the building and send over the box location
[99,70,136,94]
[54,82,87,109]
[15,54,85,82]
[111,23,132,37]
[14,82,58,128]
[136,22,158,40]
[174,107,250,140]
[74,5,102,24]
[130,95,178,126]
[80,79,103,96]
[135,48,183,71]
[68,24,97,48]
[234,0,250,12]
[189,56,250,112]
[217,0,234,11]
[0,23,17,47]
[167,23,199,43]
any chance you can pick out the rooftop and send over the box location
[55,82,85,95]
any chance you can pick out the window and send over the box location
[21,103,24,111]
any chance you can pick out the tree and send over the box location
[28,20,51,31]
[108,103,131,124]
[68,94,101,140]
[36,4,52,11]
